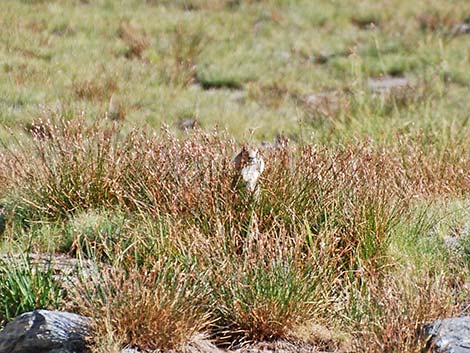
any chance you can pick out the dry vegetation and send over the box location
[0,117,469,352]
[0,0,469,352]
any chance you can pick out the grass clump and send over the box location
[0,255,65,326]
[210,244,325,346]
[0,117,469,351]
[66,209,129,261]
[348,269,459,353]
[69,260,211,351]
[168,24,207,87]
[214,261,318,344]
[117,21,150,59]
[71,74,119,103]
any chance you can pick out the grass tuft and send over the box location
[117,21,150,59]
[69,260,211,351]
[0,116,468,350]
[72,75,119,103]
[0,254,65,326]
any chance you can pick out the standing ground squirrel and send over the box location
[232,146,265,194]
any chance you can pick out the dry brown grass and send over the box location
[0,117,468,351]
[1,117,469,223]
[69,261,211,351]
[350,269,462,353]
[72,75,119,103]
[247,82,296,109]
[117,21,150,59]
[418,9,464,34]
[24,120,53,139]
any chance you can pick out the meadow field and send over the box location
[0,0,469,352]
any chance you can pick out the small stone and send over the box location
[367,76,411,92]
[179,119,200,131]
[304,92,331,106]
[279,51,291,61]
[230,90,246,104]
[453,22,470,35]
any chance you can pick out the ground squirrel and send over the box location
[232,146,265,194]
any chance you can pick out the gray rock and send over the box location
[182,334,225,353]
[179,119,200,131]
[367,76,411,92]
[279,51,291,62]
[230,90,246,104]
[443,221,470,255]
[453,22,470,35]
[424,316,470,352]
[0,310,92,353]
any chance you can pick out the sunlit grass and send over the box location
[0,0,469,141]
[0,0,469,351]
[0,117,468,351]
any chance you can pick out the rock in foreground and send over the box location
[0,310,92,353]
[424,316,470,353]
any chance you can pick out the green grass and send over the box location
[0,0,469,352]
[0,0,469,142]
[0,254,65,326]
